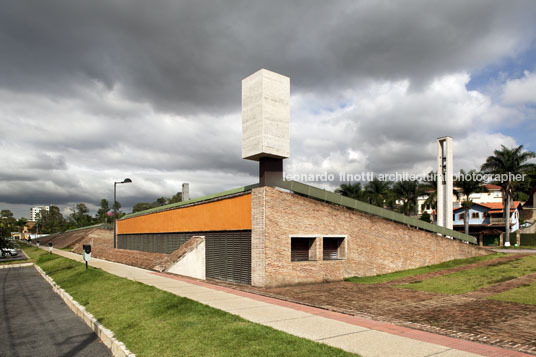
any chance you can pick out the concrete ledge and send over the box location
[33,264,136,357]
[0,262,34,269]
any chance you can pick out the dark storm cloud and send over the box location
[2,0,535,114]
[1,0,535,218]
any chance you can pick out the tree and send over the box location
[112,200,127,219]
[455,169,487,235]
[0,210,16,249]
[38,206,66,234]
[68,203,94,229]
[168,192,183,204]
[393,180,421,216]
[95,199,112,223]
[131,191,183,214]
[335,183,363,200]
[132,202,155,213]
[16,217,28,232]
[155,197,168,206]
[420,170,438,213]
[481,145,536,246]
[420,211,432,223]
[364,178,391,207]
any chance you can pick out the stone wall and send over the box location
[251,186,488,287]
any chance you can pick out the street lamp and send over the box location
[113,178,132,248]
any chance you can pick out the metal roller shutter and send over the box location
[205,231,251,285]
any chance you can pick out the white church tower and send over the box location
[437,136,453,229]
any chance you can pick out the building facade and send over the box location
[117,183,486,287]
[418,184,504,218]
[453,201,521,234]
[30,205,49,221]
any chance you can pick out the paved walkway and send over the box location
[47,248,531,357]
[492,249,536,254]
[0,265,111,356]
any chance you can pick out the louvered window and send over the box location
[323,237,345,260]
[291,238,314,261]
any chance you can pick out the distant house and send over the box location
[22,221,36,240]
[418,184,504,220]
[453,201,521,245]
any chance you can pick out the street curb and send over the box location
[0,262,34,269]
[33,264,136,357]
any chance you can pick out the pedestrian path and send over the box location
[47,248,530,357]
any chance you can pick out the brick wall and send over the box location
[251,188,266,286]
[252,186,488,287]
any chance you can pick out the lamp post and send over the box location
[113,178,132,248]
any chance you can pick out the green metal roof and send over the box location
[121,183,259,220]
[277,180,477,244]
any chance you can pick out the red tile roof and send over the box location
[453,201,520,212]
[478,201,520,210]
[484,184,502,190]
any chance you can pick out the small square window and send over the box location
[323,237,346,260]
[471,212,480,219]
[291,237,316,261]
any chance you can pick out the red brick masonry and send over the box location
[252,187,488,287]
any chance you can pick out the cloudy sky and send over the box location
[1,0,536,218]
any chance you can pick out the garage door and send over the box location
[205,230,251,285]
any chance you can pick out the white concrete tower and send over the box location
[242,69,290,186]
[182,183,190,202]
[437,136,453,229]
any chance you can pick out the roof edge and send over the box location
[120,183,259,220]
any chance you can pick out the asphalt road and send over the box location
[0,250,29,263]
[0,266,112,357]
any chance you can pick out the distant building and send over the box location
[23,221,36,240]
[30,206,49,221]
[453,201,521,245]
[418,184,503,218]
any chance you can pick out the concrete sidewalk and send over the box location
[45,247,529,357]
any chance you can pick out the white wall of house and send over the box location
[418,188,503,216]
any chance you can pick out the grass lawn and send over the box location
[23,247,355,357]
[345,253,505,284]
[398,254,536,294]
[489,281,536,305]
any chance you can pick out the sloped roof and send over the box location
[484,184,502,190]
[453,201,520,212]
[479,201,520,210]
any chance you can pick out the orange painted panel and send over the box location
[117,194,251,234]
